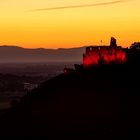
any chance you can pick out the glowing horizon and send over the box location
[0,0,139,48]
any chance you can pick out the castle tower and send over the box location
[110,37,117,47]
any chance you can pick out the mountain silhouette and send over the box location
[0,46,85,63]
[0,63,140,139]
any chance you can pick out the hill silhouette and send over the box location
[0,63,140,139]
[0,46,85,63]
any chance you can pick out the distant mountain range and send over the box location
[0,46,85,63]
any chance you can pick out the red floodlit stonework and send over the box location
[83,37,126,67]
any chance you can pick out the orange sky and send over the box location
[0,0,140,48]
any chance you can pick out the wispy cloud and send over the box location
[27,0,127,12]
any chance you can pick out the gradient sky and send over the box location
[0,0,140,48]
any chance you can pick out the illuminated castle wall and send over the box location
[83,37,126,67]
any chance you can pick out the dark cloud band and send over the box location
[27,0,127,12]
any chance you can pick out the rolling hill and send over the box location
[0,46,85,63]
[0,64,140,139]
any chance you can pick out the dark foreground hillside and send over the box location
[0,63,140,139]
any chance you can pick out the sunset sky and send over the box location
[0,0,140,48]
